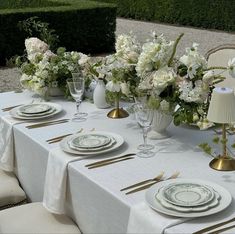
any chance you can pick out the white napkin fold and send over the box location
[43,147,84,214]
[0,116,24,172]
[127,202,190,234]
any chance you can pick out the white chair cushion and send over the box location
[0,202,81,233]
[0,169,26,208]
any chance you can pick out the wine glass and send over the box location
[134,101,155,158]
[67,79,87,122]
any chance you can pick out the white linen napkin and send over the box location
[127,202,190,234]
[0,116,25,172]
[43,147,84,214]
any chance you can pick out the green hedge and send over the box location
[0,0,116,65]
[93,0,235,32]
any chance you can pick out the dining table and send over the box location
[0,90,235,234]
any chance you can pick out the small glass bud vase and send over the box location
[93,79,110,109]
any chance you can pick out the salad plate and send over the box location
[19,103,52,114]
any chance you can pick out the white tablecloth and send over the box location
[1,91,235,234]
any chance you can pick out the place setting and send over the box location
[59,130,125,157]
[145,178,232,218]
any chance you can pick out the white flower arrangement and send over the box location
[18,37,91,97]
[137,33,183,113]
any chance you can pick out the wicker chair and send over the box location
[206,44,235,88]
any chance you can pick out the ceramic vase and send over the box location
[148,110,173,139]
[93,79,109,108]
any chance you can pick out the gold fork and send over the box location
[125,172,180,195]
[120,171,165,191]
[47,128,84,144]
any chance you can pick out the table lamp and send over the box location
[207,87,235,171]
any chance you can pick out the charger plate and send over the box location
[145,179,232,218]
[60,131,124,156]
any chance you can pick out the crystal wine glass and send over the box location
[134,101,155,158]
[67,79,87,122]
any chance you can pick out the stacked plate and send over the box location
[145,179,232,218]
[60,131,124,156]
[10,102,62,120]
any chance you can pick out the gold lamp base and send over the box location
[107,108,129,119]
[209,156,235,171]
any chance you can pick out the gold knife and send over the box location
[87,157,135,169]
[26,119,69,129]
[207,224,235,234]
[193,217,235,234]
[85,153,136,167]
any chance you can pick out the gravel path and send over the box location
[1,18,235,93]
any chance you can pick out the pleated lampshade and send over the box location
[207,87,235,123]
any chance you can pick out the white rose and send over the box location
[203,70,215,84]
[78,53,89,66]
[106,81,121,92]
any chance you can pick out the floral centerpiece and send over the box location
[134,32,183,138]
[173,43,233,129]
[17,37,90,98]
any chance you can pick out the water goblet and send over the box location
[67,79,87,122]
[134,102,155,158]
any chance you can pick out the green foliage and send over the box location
[0,0,116,65]
[18,16,59,51]
[93,0,235,32]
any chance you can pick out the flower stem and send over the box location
[168,33,184,67]
[206,66,227,70]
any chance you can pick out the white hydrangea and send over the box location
[120,82,130,96]
[178,80,207,103]
[25,37,49,63]
[160,100,170,112]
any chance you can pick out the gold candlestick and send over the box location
[107,95,129,119]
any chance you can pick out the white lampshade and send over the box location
[207,87,235,123]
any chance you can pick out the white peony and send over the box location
[228,58,235,78]
[106,81,121,92]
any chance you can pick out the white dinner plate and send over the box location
[17,107,56,117]
[70,133,111,149]
[19,103,52,114]
[60,131,124,156]
[162,182,214,207]
[145,178,232,218]
[156,187,220,212]
[10,102,62,120]
[68,137,116,152]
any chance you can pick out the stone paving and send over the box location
[1,18,235,92]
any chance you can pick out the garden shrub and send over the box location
[94,0,235,32]
[0,0,116,65]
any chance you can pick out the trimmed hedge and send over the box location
[93,0,235,32]
[0,0,116,65]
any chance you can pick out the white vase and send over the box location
[84,80,97,99]
[93,79,110,109]
[148,110,173,139]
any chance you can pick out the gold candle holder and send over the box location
[107,95,129,119]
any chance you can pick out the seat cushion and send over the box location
[0,202,81,233]
[0,169,26,208]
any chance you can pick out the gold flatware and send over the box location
[120,172,164,191]
[125,172,180,195]
[2,104,23,111]
[85,153,136,168]
[193,217,235,234]
[208,224,235,234]
[87,157,135,169]
[46,128,84,143]
[26,119,69,129]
